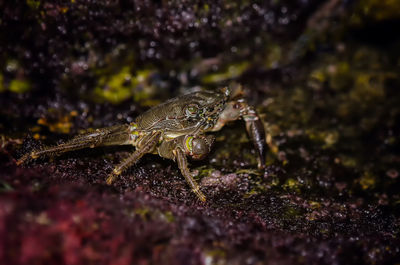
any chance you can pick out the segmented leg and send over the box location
[17,125,132,165]
[174,147,206,202]
[106,131,161,185]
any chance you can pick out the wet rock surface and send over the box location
[1,1,400,264]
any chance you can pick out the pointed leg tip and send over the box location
[16,153,31,166]
[107,169,121,185]
[199,195,207,203]
[106,176,114,185]
[192,188,207,202]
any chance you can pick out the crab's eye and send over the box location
[185,104,199,116]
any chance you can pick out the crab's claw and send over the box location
[243,109,266,169]
[211,97,267,169]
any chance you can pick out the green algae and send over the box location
[338,155,358,169]
[9,79,31,93]
[357,171,377,190]
[0,181,14,192]
[0,60,31,93]
[282,178,301,192]
[26,0,40,10]
[202,62,250,84]
[132,207,175,223]
[196,166,215,179]
[262,42,284,69]
[306,130,339,149]
[133,207,151,219]
[0,74,4,92]
[203,249,227,265]
[281,205,303,221]
[355,0,400,21]
[93,66,154,105]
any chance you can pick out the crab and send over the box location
[17,87,266,202]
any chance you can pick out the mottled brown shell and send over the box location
[134,91,227,137]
